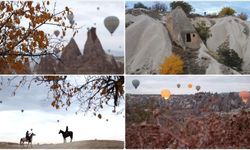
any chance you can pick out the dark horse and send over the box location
[59,130,73,143]
[20,133,36,148]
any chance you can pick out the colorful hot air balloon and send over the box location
[104,16,119,35]
[132,79,140,89]
[54,30,60,37]
[196,85,201,91]
[239,91,250,104]
[177,83,181,88]
[161,89,171,100]
[188,83,192,89]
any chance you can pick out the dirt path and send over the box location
[0,140,124,149]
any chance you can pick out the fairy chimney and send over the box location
[57,38,82,73]
[35,54,57,74]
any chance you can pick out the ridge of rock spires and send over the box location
[36,27,123,74]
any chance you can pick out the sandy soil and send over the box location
[0,140,124,149]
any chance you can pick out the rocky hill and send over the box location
[126,93,250,148]
[126,8,250,74]
[35,27,123,74]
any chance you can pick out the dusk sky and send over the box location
[37,0,124,56]
[126,1,250,20]
[0,76,124,144]
[126,76,250,95]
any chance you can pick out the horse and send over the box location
[59,130,73,143]
[20,133,36,148]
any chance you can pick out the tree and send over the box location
[217,40,243,71]
[169,1,193,14]
[218,7,236,17]
[2,76,124,117]
[160,54,184,74]
[238,12,248,21]
[195,21,212,45]
[0,1,78,74]
[133,2,148,9]
[152,2,168,12]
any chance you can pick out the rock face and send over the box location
[78,28,121,74]
[126,14,172,74]
[57,38,82,73]
[36,27,123,74]
[35,54,57,74]
[165,7,201,50]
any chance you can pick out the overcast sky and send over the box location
[126,1,250,20]
[37,0,124,56]
[0,76,124,144]
[126,75,250,95]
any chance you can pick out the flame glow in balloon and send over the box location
[239,91,250,104]
[161,89,171,100]
[188,83,192,89]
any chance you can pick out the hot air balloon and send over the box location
[97,7,100,10]
[54,30,60,37]
[21,109,24,113]
[239,91,250,104]
[0,100,2,104]
[161,89,171,100]
[104,16,119,35]
[177,84,181,88]
[67,13,74,21]
[196,85,201,91]
[132,79,140,89]
[188,83,192,89]
[67,13,75,26]
[57,120,60,123]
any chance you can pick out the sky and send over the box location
[37,0,125,56]
[126,75,250,95]
[126,1,250,20]
[0,76,125,144]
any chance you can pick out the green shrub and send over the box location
[169,1,193,14]
[195,21,212,45]
[134,2,148,9]
[238,12,248,21]
[217,40,243,71]
[218,7,236,17]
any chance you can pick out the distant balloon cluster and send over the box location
[131,80,203,101]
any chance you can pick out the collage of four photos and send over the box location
[0,0,250,149]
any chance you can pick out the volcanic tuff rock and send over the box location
[35,27,123,74]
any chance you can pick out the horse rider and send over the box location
[25,131,29,138]
[65,126,69,133]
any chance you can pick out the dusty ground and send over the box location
[0,140,124,149]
